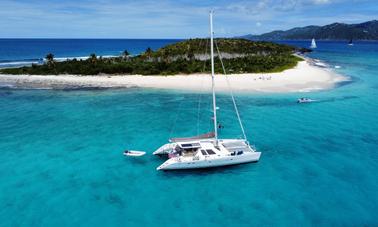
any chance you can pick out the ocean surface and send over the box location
[0,39,378,226]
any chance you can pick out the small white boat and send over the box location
[297,98,317,103]
[123,150,146,157]
[310,38,317,49]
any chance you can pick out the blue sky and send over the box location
[0,0,377,38]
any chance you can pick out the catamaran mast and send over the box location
[210,11,218,144]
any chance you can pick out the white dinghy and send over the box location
[153,12,261,171]
[297,98,317,103]
[123,150,146,157]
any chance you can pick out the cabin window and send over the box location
[201,150,207,155]
[206,149,216,155]
[237,151,243,155]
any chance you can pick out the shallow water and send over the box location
[1,41,378,226]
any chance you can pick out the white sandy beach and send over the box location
[0,60,349,93]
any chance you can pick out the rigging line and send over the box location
[196,39,202,136]
[206,37,214,134]
[197,90,202,136]
[196,71,206,136]
[169,96,185,138]
[194,38,203,137]
[197,37,210,135]
[214,40,247,141]
[202,38,210,73]
[197,38,203,62]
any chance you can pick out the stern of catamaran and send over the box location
[153,143,176,155]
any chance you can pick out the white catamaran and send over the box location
[153,12,261,171]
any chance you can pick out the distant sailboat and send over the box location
[310,38,317,49]
[348,38,354,46]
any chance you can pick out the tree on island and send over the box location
[89,53,97,63]
[45,53,55,66]
[146,47,152,54]
[187,50,195,61]
[144,47,153,61]
[122,50,130,58]
[146,47,153,56]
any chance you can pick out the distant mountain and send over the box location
[243,20,378,40]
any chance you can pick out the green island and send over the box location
[0,38,308,75]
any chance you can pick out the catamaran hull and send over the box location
[157,152,261,170]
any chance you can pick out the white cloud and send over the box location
[0,0,375,38]
[311,0,331,4]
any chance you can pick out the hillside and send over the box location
[0,38,304,75]
[243,20,378,40]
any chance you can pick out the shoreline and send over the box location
[0,60,350,93]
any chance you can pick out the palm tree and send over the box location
[45,53,54,66]
[89,53,97,63]
[144,47,153,62]
[122,50,130,58]
[145,47,153,56]
[122,50,131,62]
[161,50,170,63]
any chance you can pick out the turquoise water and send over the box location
[1,41,378,226]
